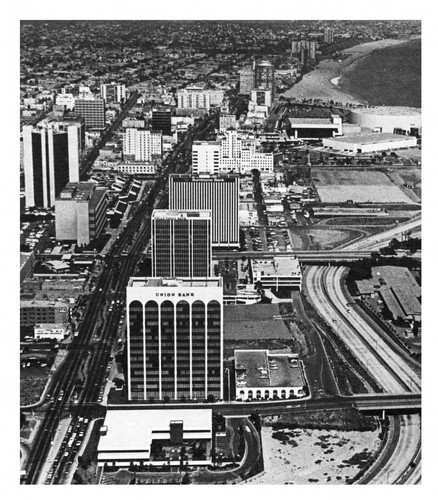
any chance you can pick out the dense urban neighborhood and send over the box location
[19,18,421,486]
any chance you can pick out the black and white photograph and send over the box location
[9,1,434,493]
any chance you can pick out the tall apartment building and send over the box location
[151,210,212,278]
[75,98,106,130]
[291,40,316,63]
[100,83,126,103]
[169,174,239,248]
[219,114,237,133]
[55,182,108,246]
[177,88,210,110]
[207,89,225,107]
[254,60,275,97]
[123,128,163,161]
[324,27,334,44]
[239,66,255,95]
[192,141,221,174]
[126,277,223,401]
[152,108,172,135]
[250,89,272,108]
[23,117,84,208]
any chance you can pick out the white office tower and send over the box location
[192,141,221,174]
[23,118,84,208]
[123,128,163,161]
[169,173,240,248]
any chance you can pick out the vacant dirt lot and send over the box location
[252,426,380,484]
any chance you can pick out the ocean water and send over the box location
[339,39,421,108]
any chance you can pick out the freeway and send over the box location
[21,110,220,484]
[303,264,421,484]
[357,414,421,484]
[305,266,421,393]
[336,214,421,251]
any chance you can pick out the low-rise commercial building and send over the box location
[117,162,156,175]
[252,256,302,291]
[234,349,305,400]
[97,409,213,467]
[20,299,70,327]
[288,115,343,139]
[55,182,108,246]
[34,323,69,341]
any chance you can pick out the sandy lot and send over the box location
[316,185,413,204]
[312,168,413,204]
[252,426,380,485]
[282,39,415,105]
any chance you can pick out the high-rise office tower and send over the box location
[239,66,255,95]
[254,60,275,97]
[123,128,163,161]
[23,117,84,208]
[75,98,106,130]
[169,174,240,248]
[100,83,126,103]
[126,276,223,401]
[151,209,212,278]
[324,27,334,44]
[151,107,172,135]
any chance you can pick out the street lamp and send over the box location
[224,368,231,402]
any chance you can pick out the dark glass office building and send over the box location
[127,277,223,401]
[151,209,212,278]
[152,108,172,135]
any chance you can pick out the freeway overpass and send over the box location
[213,250,373,263]
[351,393,421,412]
[67,392,421,417]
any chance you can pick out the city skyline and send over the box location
[14,10,427,489]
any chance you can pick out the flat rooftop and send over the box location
[326,133,416,145]
[98,409,212,458]
[152,209,212,220]
[235,350,304,388]
[252,256,301,276]
[289,118,336,125]
[128,277,222,288]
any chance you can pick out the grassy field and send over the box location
[20,365,49,405]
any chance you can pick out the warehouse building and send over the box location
[348,106,421,135]
[323,132,417,154]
